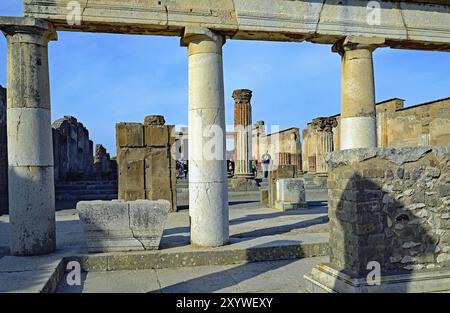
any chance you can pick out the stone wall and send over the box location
[52,116,94,181]
[0,86,7,215]
[254,126,302,171]
[116,115,177,212]
[327,147,450,277]
[302,97,450,174]
[93,144,117,180]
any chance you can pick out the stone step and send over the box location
[56,189,118,196]
[55,194,117,201]
[70,236,329,271]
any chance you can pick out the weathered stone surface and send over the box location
[144,124,174,147]
[1,17,57,256]
[275,178,307,211]
[268,165,297,209]
[233,89,253,177]
[184,28,229,247]
[116,123,144,148]
[303,97,450,174]
[77,200,171,253]
[144,115,165,126]
[52,116,94,181]
[325,147,450,279]
[22,1,450,51]
[93,144,117,180]
[116,118,176,212]
[229,177,259,192]
[260,189,269,205]
[0,86,7,215]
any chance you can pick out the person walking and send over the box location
[261,151,271,178]
[183,161,188,179]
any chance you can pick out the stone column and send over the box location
[0,17,57,255]
[312,117,338,173]
[181,27,229,247]
[0,86,7,216]
[233,89,253,177]
[332,36,384,150]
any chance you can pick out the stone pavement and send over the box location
[56,256,329,293]
[0,191,329,293]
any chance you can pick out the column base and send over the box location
[304,263,450,293]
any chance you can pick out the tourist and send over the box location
[262,151,271,178]
[183,161,188,179]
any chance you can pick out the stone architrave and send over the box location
[233,89,253,177]
[181,27,229,247]
[332,36,385,150]
[77,199,171,252]
[116,115,177,212]
[0,17,57,256]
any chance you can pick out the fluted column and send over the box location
[312,117,338,173]
[0,17,57,255]
[233,89,253,177]
[181,27,229,247]
[332,36,384,150]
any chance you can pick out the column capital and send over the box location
[180,27,225,47]
[332,36,385,56]
[311,117,338,132]
[232,89,252,104]
[0,17,57,42]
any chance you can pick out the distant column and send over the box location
[181,27,229,247]
[332,36,384,150]
[0,17,57,255]
[233,89,253,177]
[312,117,338,173]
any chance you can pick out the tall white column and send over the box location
[332,36,384,150]
[0,17,57,255]
[181,27,229,247]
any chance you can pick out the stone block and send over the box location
[116,119,177,211]
[116,123,144,148]
[77,199,171,253]
[275,178,307,211]
[316,147,450,283]
[144,124,174,147]
[260,189,268,205]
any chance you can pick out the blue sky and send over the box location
[1,1,449,155]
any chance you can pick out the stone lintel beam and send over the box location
[23,0,450,51]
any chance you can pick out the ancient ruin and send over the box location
[0,0,449,294]
[303,97,450,174]
[0,86,7,215]
[116,116,177,212]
